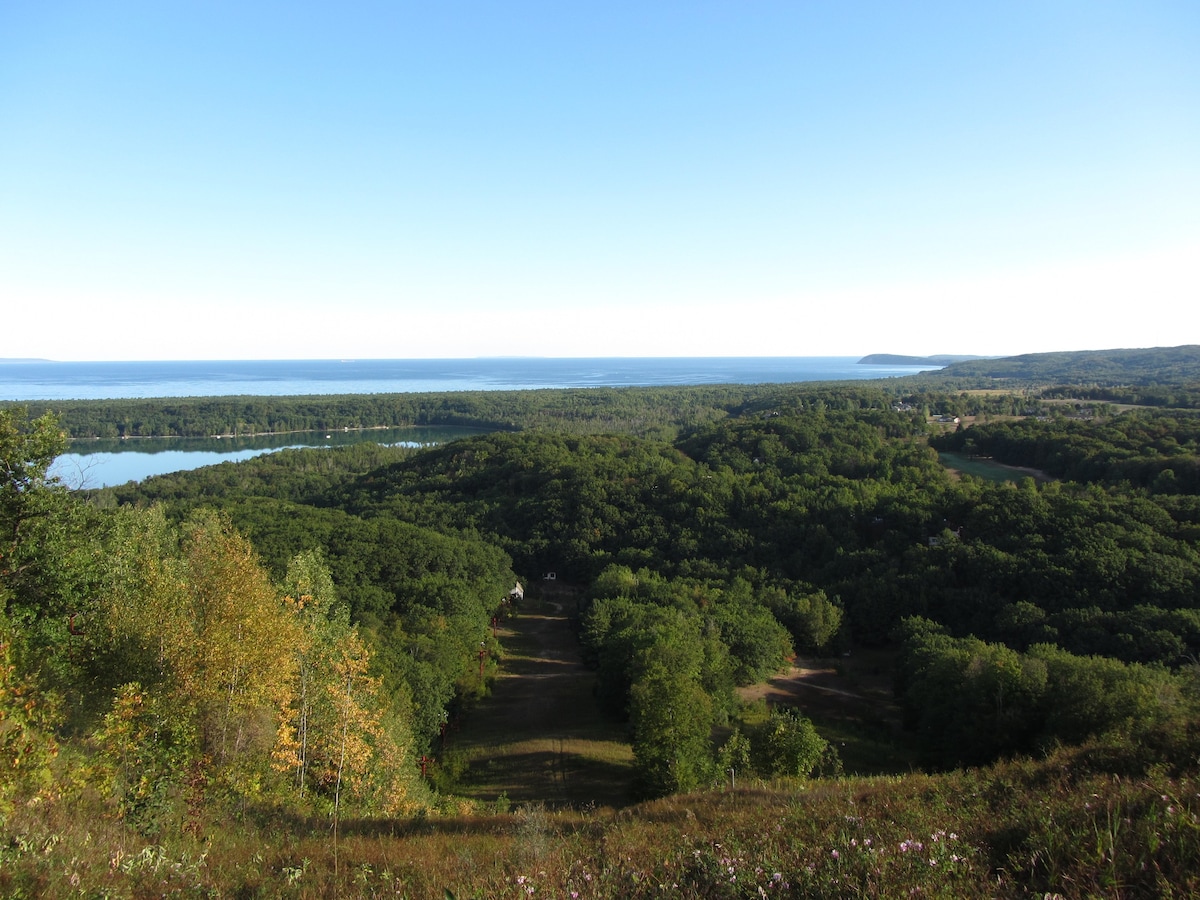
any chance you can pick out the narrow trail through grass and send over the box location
[448,591,635,808]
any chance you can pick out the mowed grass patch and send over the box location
[459,737,634,807]
[446,595,635,808]
[939,451,1051,484]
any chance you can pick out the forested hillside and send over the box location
[5,366,1200,896]
[91,388,1200,772]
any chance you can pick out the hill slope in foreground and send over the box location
[9,593,1197,898]
[6,735,1196,897]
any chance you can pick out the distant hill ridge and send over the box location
[932,345,1200,382]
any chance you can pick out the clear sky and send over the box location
[2,2,1198,361]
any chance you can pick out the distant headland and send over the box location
[858,353,987,366]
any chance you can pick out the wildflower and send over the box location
[831,850,840,859]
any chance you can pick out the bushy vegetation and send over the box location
[0,407,514,830]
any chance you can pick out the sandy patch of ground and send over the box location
[737,650,901,728]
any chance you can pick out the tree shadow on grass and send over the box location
[460,748,634,808]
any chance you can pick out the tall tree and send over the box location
[630,662,713,798]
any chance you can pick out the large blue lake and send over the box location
[7,357,938,488]
[0,357,935,402]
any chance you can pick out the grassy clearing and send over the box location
[444,593,635,808]
[938,451,1051,484]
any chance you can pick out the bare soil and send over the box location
[736,648,901,728]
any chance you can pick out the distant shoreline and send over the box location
[67,422,466,445]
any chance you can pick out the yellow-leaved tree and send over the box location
[90,509,303,822]
[274,550,422,817]
[177,511,304,804]
[90,512,422,826]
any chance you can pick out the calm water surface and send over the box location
[51,426,489,489]
[1,357,936,401]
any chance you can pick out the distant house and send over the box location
[509,582,524,601]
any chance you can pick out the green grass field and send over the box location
[938,451,1050,484]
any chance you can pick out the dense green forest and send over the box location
[5,346,1200,896]
[74,382,1200,770]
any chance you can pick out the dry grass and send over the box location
[6,744,1199,898]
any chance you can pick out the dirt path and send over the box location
[449,594,634,808]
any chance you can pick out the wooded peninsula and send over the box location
[3,345,1200,898]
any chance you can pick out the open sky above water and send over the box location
[3,3,1197,361]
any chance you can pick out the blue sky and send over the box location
[2,2,1197,360]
